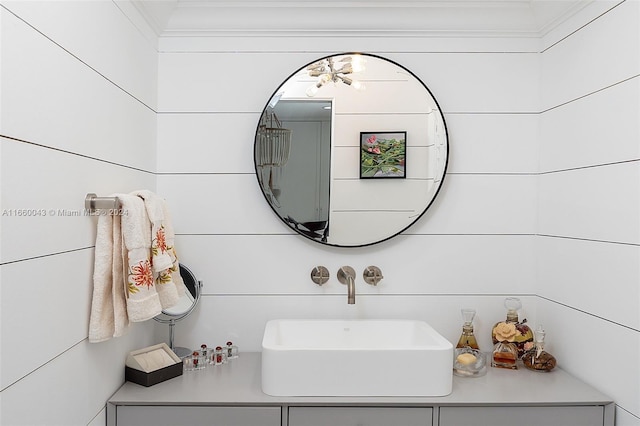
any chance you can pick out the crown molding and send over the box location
[131,0,178,36]
[127,0,594,41]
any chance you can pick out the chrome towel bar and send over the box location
[85,193,121,213]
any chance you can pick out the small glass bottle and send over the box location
[184,350,206,371]
[523,325,557,372]
[213,346,227,366]
[491,297,534,359]
[491,341,518,369]
[183,354,196,371]
[456,308,480,350]
[200,344,213,365]
[225,341,239,360]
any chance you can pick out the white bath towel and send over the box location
[89,195,129,342]
[120,194,163,322]
[89,191,184,341]
[112,211,129,335]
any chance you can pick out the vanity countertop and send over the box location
[108,352,612,407]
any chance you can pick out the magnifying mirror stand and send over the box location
[167,319,192,359]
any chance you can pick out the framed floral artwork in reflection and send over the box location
[359,131,407,179]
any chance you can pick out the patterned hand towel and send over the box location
[161,197,186,297]
[120,194,162,322]
[132,190,173,271]
[131,190,184,309]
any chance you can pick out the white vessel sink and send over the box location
[261,319,453,397]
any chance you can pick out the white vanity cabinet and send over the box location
[115,406,280,426]
[288,406,432,426]
[439,406,605,426]
[107,353,614,426]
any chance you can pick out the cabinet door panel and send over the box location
[288,407,432,426]
[439,406,604,426]
[117,406,281,426]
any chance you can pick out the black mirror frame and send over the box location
[254,52,449,248]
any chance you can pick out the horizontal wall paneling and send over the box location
[1,0,158,107]
[536,297,640,419]
[1,8,157,171]
[540,76,640,173]
[1,139,155,264]
[174,234,536,297]
[0,326,155,426]
[538,161,640,245]
[536,236,640,331]
[541,0,640,110]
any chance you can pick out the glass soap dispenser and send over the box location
[523,325,557,372]
[491,297,534,359]
[456,308,480,349]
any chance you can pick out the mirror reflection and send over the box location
[154,264,202,358]
[255,53,448,247]
[160,264,200,317]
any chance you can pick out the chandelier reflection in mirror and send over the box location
[255,110,291,208]
[305,55,366,97]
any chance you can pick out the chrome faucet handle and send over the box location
[310,266,330,286]
[363,266,383,286]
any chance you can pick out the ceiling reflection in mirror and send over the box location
[254,53,448,247]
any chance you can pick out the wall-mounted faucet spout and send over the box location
[346,275,355,305]
[337,266,356,304]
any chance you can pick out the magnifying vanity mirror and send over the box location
[254,53,449,247]
[154,264,202,358]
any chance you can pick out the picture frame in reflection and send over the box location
[360,131,407,179]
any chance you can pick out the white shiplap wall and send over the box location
[156,43,540,347]
[154,13,542,392]
[0,1,638,426]
[538,1,640,425]
[0,2,158,425]
[157,3,639,426]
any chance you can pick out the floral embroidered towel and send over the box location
[132,190,173,272]
[160,197,186,298]
[131,190,184,309]
[120,194,163,322]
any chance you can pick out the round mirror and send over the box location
[154,264,202,357]
[254,53,448,247]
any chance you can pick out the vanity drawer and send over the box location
[288,406,432,426]
[116,405,281,426]
[439,405,604,426]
